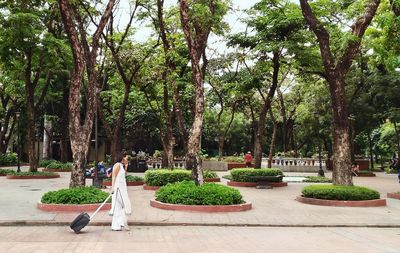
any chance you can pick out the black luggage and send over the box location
[70,194,112,233]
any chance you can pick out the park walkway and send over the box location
[1,167,400,227]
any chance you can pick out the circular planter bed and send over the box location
[143,184,160,190]
[37,202,111,212]
[42,168,72,172]
[39,186,110,211]
[6,172,60,179]
[227,181,287,187]
[150,199,251,212]
[103,180,144,186]
[387,192,400,200]
[296,196,386,207]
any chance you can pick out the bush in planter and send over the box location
[104,175,144,182]
[303,176,332,183]
[39,159,59,167]
[0,152,17,166]
[12,171,58,176]
[203,170,218,179]
[145,169,192,186]
[0,169,15,176]
[223,156,244,163]
[230,168,284,182]
[301,185,380,201]
[46,161,73,170]
[41,186,110,204]
[155,181,243,205]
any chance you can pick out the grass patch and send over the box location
[41,186,110,204]
[301,185,380,201]
[155,181,243,205]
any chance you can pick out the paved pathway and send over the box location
[0,226,399,253]
[1,168,400,227]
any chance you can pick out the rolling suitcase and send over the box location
[70,193,112,233]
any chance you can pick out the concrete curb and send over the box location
[1,220,400,228]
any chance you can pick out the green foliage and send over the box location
[385,167,397,174]
[45,161,73,170]
[41,187,110,204]
[301,185,380,201]
[303,176,332,183]
[203,170,218,179]
[0,169,15,175]
[12,171,58,176]
[230,168,284,182]
[155,181,243,205]
[39,159,58,167]
[104,175,144,182]
[0,152,17,165]
[222,156,244,163]
[144,169,192,186]
[222,174,232,180]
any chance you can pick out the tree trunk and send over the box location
[268,122,278,168]
[329,77,353,185]
[367,131,374,170]
[42,115,52,160]
[218,137,224,161]
[69,147,86,188]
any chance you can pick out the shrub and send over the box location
[303,176,332,183]
[0,153,17,166]
[46,161,73,170]
[41,187,110,204]
[144,169,192,186]
[0,169,15,175]
[223,156,244,163]
[39,159,58,167]
[301,185,380,201]
[203,170,218,179]
[385,167,397,174]
[230,168,283,182]
[12,171,58,176]
[155,181,243,205]
[104,175,143,182]
[222,175,232,180]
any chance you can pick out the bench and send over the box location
[249,175,283,189]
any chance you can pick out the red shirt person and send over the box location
[244,151,253,167]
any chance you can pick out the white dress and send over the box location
[109,163,132,230]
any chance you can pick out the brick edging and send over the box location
[355,173,376,177]
[387,192,400,200]
[296,196,386,207]
[37,202,111,212]
[6,174,60,179]
[150,199,252,212]
[227,181,287,187]
[204,178,221,182]
[103,181,144,186]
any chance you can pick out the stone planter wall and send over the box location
[150,200,252,212]
[296,196,386,207]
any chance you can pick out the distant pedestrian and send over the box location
[109,152,132,231]
[351,162,359,176]
[244,151,253,167]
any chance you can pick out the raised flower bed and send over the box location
[103,175,144,186]
[226,168,287,187]
[6,171,60,179]
[387,192,400,200]
[151,181,251,212]
[38,187,111,212]
[0,169,15,176]
[297,185,386,207]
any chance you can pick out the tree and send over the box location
[58,0,116,188]
[300,0,381,185]
[178,0,229,185]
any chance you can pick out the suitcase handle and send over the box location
[90,194,112,220]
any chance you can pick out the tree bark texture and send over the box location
[268,110,278,168]
[300,0,380,185]
[58,0,115,188]
[253,52,280,168]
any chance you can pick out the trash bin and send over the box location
[137,159,147,172]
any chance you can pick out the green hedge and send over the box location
[12,171,58,176]
[0,153,17,165]
[303,176,332,183]
[301,185,380,201]
[203,170,218,179]
[0,169,15,175]
[104,175,143,182]
[230,168,283,182]
[39,159,59,167]
[155,181,243,205]
[145,169,192,186]
[41,186,110,204]
[46,161,73,170]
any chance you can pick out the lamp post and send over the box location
[16,111,20,173]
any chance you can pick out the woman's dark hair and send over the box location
[115,151,128,163]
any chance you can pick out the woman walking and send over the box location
[109,152,132,231]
